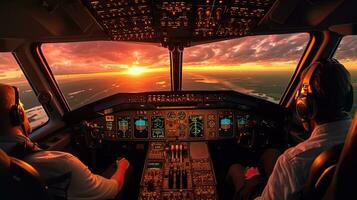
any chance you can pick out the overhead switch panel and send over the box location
[84,0,276,45]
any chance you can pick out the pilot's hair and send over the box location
[309,59,353,122]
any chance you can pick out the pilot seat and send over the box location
[0,148,50,200]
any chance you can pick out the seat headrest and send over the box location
[325,111,357,199]
[303,144,343,200]
[0,148,49,200]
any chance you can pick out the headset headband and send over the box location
[12,86,20,106]
[301,62,321,95]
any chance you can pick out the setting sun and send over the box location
[128,66,146,76]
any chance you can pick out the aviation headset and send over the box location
[9,86,25,127]
[295,58,353,122]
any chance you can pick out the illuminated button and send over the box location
[208,120,216,128]
[208,114,215,120]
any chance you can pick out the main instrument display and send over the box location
[151,116,165,138]
[89,109,275,143]
[189,115,204,138]
[117,116,131,138]
[219,114,233,137]
[134,116,148,138]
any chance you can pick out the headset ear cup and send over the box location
[9,86,24,127]
[296,95,309,120]
[296,92,317,121]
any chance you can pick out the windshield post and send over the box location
[169,44,183,91]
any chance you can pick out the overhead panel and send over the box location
[83,0,276,45]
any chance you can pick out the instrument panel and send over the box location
[89,108,275,144]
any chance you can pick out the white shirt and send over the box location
[0,134,118,200]
[26,151,118,200]
[256,118,351,200]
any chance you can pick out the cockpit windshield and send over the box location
[41,33,309,109]
[183,33,309,102]
[42,42,170,109]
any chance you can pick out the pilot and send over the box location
[0,83,130,200]
[226,58,353,200]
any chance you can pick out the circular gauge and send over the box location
[167,111,176,120]
[178,111,186,120]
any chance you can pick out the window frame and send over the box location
[0,52,51,131]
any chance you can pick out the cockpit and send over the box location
[1,0,357,200]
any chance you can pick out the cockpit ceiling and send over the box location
[1,0,357,49]
[83,0,276,46]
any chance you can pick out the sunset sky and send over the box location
[41,33,310,76]
[1,33,357,82]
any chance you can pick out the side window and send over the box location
[334,35,357,115]
[0,53,49,130]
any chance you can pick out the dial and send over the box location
[178,111,186,120]
[189,115,204,137]
[151,116,165,138]
[167,111,176,120]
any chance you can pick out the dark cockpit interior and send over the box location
[1,0,357,200]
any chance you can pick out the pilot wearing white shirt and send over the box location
[227,59,353,200]
[0,83,130,200]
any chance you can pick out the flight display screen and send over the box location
[219,115,233,137]
[151,116,165,138]
[106,122,113,131]
[134,116,148,138]
[189,115,204,137]
[237,114,250,129]
[117,117,131,138]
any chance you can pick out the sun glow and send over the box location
[128,66,146,75]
